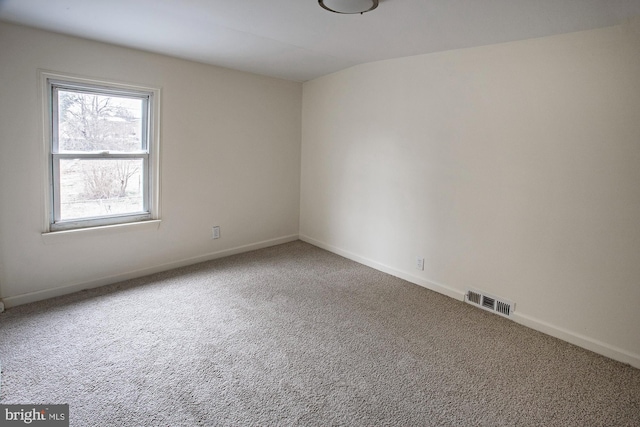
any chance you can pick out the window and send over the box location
[44,73,160,231]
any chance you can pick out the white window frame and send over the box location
[40,71,161,233]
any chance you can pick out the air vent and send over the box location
[496,300,511,316]
[465,288,514,318]
[467,290,482,305]
[482,296,495,309]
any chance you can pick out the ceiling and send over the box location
[1,0,639,82]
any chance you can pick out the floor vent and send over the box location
[467,290,482,305]
[465,288,514,318]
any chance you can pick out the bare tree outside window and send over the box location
[58,92,142,152]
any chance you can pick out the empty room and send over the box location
[1,1,639,425]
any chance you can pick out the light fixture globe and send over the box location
[318,0,379,14]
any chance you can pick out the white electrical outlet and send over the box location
[416,257,424,271]
[212,226,220,239]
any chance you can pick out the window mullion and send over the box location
[142,156,149,212]
[51,155,62,223]
[54,152,148,160]
[51,87,60,153]
[141,95,150,152]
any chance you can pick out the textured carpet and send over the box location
[0,241,638,426]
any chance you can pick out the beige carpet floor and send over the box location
[0,241,638,426]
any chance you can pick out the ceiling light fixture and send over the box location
[318,0,379,14]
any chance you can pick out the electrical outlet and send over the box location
[416,257,424,271]
[212,226,220,239]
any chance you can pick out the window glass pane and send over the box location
[57,90,144,152]
[59,158,144,220]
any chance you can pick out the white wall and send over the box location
[0,22,301,305]
[301,18,640,367]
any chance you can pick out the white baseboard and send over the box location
[2,234,299,309]
[5,233,639,369]
[512,312,640,369]
[299,235,465,301]
[299,234,640,370]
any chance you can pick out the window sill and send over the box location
[41,219,161,245]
